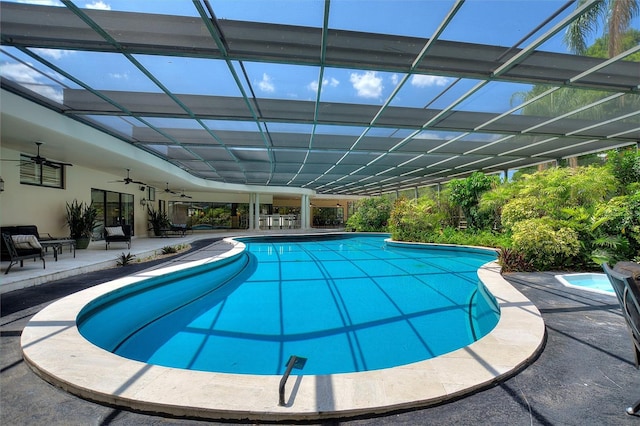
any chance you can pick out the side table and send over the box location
[41,239,76,261]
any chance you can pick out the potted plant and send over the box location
[66,200,98,249]
[148,206,170,237]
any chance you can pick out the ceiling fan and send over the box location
[1,141,73,168]
[110,169,146,186]
[176,190,192,199]
[163,182,178,195]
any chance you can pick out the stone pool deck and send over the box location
[2,233,639,424]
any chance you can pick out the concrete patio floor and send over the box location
[1,232,639,425]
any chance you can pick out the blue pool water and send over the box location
[555,273,614,296]
[78,235,500,375]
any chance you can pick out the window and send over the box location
[91,188,135,239]
[19,155,65,188]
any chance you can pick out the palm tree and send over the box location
[562,0,638,169]
[565,0,639,57]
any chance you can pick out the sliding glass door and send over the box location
[91,188,135,238]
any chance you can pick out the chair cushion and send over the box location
[614,261,640,291]
[105,226,125,237]
[11,234,42,250]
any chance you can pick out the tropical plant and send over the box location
[512,21,640,125]
[591,192,640,262]
[435,187,461,228]
[583,28,640,60]
[116,252,136,266]
[161,245,178,254]
[498,247,534,273]
[564,0,639,57]
[376,152,638,271]
[345,196,392,232]
[148,207,170,236]
[65,200,98,240]
[607,148,640,192]
[511,218,581,270]
[420,228,512,248]
[500,196,546,230]
[388,196,444,241]
[448,172,499,230]
[500,166,616,221]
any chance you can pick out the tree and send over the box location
[448,172,499,230]
[564,0,639,57]
[345,196,392,232]
[388,196,444,241]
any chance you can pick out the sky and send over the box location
[2,0,639,132]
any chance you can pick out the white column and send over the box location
[248,193,255,230]
[300,195,309,229]
[301,195,310,230]
[254,193,261,230]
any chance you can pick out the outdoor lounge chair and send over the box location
[603,262,640,415]
[104,224,131,250]
[1,233,45,274]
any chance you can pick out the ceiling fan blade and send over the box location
[16,142,75,167]
[43,160,61,169]
[164,183,178,194]
[111,169,144,185]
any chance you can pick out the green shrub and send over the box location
[345,196,391,232]
[591,193,640,262]
[500,196,545,230]
[607,149,640,191]
[506,166,616,216]
[511,219,581,270]
[498,247,534,272]
[420,228,512,248]
[448,172,499,230]
[116,252,136,267]
[161,245,178,254]
[389,196,443,241]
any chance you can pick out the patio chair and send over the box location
[1,233,45,274]
[104,224,131,250]
[602,262,640,415]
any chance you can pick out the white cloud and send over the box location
[390,74,399,86]
[32,48,75,60]
[109,72,129,80]
[0,62,63,103]
[350,71,382,98]
[85,1,111,10]
[411,74,450,88]
[308,77,340,93]
[18,0,110,8]
[18,1,63,5]
[258,73,275,93]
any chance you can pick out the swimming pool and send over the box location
[77,234,500,375]
[555,273,614,296]
[21,233,545,421]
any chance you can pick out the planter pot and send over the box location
[75,237,90,249]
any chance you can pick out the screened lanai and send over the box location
[1,0,639,196]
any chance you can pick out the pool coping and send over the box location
[20,235,546,421]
